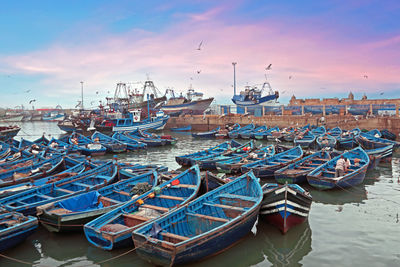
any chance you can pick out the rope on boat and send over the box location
[0,239,150,267]
[0,253,45,266]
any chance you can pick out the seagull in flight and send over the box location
[197,41,203,50]
[289,76,292,79]
[197,70,201,74]
[29,99,36,104]
[363,75,368,79]
[380,92,384,95]
[25,89,31,93]
[265,64,272,70]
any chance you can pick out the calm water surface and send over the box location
[2,122,400,266]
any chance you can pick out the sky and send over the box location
[0,0,399,109]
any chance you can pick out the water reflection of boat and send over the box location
[306,184,368,205]
[261,221,312,266]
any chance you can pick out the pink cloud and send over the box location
[2,5,400,106]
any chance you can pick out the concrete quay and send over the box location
[166,114,400,136]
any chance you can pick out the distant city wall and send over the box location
[166,114,400,136]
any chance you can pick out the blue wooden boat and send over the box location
[294,130,316,148]
[194,141,254,170]
[170,125,191,132]
[0,162,118,215]
[311,126,326,137]
[175,140,242,166]
[337,128,361,149]
[356,132,399,150]
[274,150,331,184]
[132,170,263,266]
[0,209,38,252]
[91,131,127,153]
[0,154,36,170]
[108,110,169,132]
[191,127,220,138]
[84,165,201,250]
[316,134,337,149]
[0,154,65,188]
[111,132,147,150]
[0,142,11,159]
[131,129,177,145]
[228,124,254,139]
[0,145,32,164]
[124,131,167,147]
[307,147,370,190]
[0,158,88,198]
[47,137,81,153]
[364,145,393,169]
[216,144,275,174]
[37,171,158,233]
[118,163,168,179]
[260,183,312,234]
[69,132,107,156]
[0,126,20,142]
[254,126,279,140]
[366,129,381,138]
[33,135,50,146]
[327,127,342,138]
[381,129,396,141]
[241,146,303,178]
[239,125,267,139]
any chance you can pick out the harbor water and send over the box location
[2,122,400,267]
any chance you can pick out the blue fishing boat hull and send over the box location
[170,125,191,132]
[307,147,369,190]
[307,167,367,190]
[134,209,259,265]
[132,171,262,266]
[0,223,38,251]
[260,184,312,234]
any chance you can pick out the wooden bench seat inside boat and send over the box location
[160,231,190,243]
[56,188,75,194]
[313,158,329,161]
[172,184,196,188]
[122,213,150,224]
[218,193,257,202]
[141,204,169,213]
[113,190,130,196]
[295,166,314,169]
[157,195,184,201]
[100,196,121,205]
[204,203,245,211]
[187,213,229,223]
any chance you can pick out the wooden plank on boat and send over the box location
[187,213,229,223]
[173,184,196,188]
[205,203,245,211]
[160,232,190,241]
[100,196,121,204]
[123,213,149,223]
[113,190,130,197]
[56,188,75,194]
[296,166,314,169]
[157,195,184,201]
[141,204,169,213]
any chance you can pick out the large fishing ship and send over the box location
[160,86,214,116]
[232,76,279,107]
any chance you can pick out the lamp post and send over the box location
[80,81,84,110]
[232,62,237,96]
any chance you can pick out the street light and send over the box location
[232,62,237,96]
[80,81,84,110]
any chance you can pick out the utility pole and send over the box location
[232,62,237,96]
[80,81,84,110]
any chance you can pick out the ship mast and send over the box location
[232,62,237,96]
